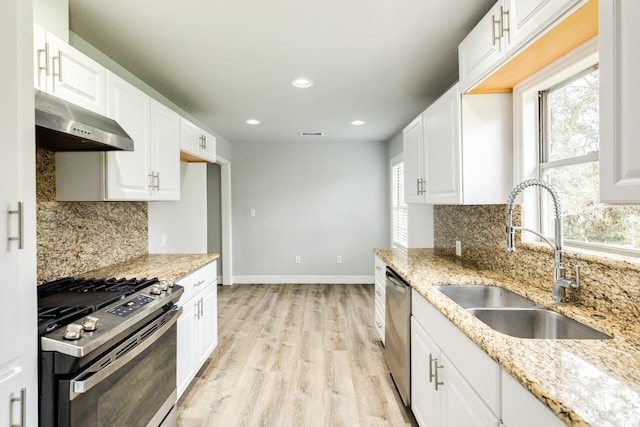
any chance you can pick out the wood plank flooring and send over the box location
[177,284,417,427]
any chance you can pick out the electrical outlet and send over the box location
[295,256,301,264]
[336,256,342,264]
[455,240,462,257]
[250,209,256,217]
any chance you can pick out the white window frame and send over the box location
[390,153,408,249]
[513,37,599,246]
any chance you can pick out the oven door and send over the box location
[58,306,180,427]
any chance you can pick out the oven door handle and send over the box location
[69,306,181,400]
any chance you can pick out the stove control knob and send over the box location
[158,281,169,291]
[167,279,175,288]
[63,324,84,340]
[149,285,162,295]
[81,315,99,332]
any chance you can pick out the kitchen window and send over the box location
[391,155,408,248]
[516,38,640,256]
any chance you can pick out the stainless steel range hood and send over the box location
[35,89,134,152]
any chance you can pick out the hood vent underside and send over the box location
[35,89,134,152]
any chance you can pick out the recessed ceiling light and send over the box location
[246,119,261,125]
[291,78,314,88]
[351,120,366,126]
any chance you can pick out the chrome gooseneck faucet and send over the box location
[505,179,580,303]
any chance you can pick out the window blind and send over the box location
[391,160,408,248]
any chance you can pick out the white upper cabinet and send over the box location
[180,118,216,163]
[459,0,584,92]
[599,0,640,203]
[506,0,583,53]
[33,23,106,114]
[149,100,181,200]
[104,72,152,200]
[56,72,180,201]
[422,84,462,204]
[403,115,426,203]
[459,1,509,93]
[404,83,512,205]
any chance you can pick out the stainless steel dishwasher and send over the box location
[385,267,411,406]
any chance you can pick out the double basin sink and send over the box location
[434,285,610,340]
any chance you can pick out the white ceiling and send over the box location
[68,0,494,144]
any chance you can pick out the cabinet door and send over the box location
[506,0,581,53]
[105,72,152,200]
[179,118,202,156]
[45,31,106,114]
[599,0,640,203]
[197,283,218,366]
[176,297,197,399]
[201,131,217,163]
[150,99,180,201]
[423,84,461,204]
[439,353,501,427]
[458,1,508,92]
[1,3,37,424]
[411,317,439,427]
[403,116,425,203]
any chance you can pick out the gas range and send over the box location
[38,276,183,357]
[38,276,184,426]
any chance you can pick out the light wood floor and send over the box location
[177,284,417,427]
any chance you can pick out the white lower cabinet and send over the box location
[374,255,386,344]
[411,289,501,427]
[411,316,500,427]
[502,372,564,427]
[176,261,218,399]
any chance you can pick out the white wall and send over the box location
[232,140,388,283]
[207,163,223,277]
[149,162,208,253]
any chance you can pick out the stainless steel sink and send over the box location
[434,285,610,340]
[467,308,611,340]
[434,285,539,309]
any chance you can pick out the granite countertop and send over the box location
[76,253,219,282]
[375,248,640,427]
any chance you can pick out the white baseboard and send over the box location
[231,275,375,285]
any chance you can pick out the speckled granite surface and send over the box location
[75,253,219,282]
[36,150,148,283]
[375,248,640,427]
[434,204,640,328]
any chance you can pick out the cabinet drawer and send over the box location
[177,261,217,303]
[412,289,501,416]
[375,306,385,343]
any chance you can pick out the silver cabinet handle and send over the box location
[37,42,50,77]
[430,355,444,390]
[500,5,510,38]
[194,279,206,287]
[148,172,155,189]
[155,171,160,190]
[8,202,24,249]
[52,52,62,82]
[375,265,382,271]
[10,388,26,427]
[375,321,382,328]
[375,290,382,297]
[429,353,436,383]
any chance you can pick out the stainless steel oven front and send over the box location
[40,305,181,427]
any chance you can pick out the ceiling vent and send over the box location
[300,132,324,136]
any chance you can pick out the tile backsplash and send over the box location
[36,150,147,283]
[434,204,640,324]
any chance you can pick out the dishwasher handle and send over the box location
[386,269,409,292]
